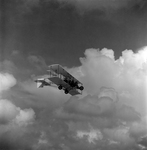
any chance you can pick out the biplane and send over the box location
[35,64,84,96]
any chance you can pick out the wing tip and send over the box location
[48,64,60,67]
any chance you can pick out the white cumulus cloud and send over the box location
[0,99,35,126]
[0,73,16,93]
[4,46,147,150]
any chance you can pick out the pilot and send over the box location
[64,77,78,88]
[74,81,78,87]
[64,77,68,83]
[64,77,70,84]
[69,79,72,85]
[70,80,78,88]
[70,80,74,87]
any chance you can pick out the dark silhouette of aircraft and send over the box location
[35,64,84,96]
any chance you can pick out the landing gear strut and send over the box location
[79,86,84,91]
[64,89,69,94]
[58,85,62,90]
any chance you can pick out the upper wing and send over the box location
[48,76,70,88]
[48,64,82,84]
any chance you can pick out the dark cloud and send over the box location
[57,0,134,12]
[1,0,147,69]
[138,136,147,149]
[9,0,147,14]
[2,0,147,27]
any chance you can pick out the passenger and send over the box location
[68,79,72,85]
[64,77,78,88]
[64,77,71,85]
[70,80,78,87]
[64,77,68,83]
[74,81,78,87]
[70,80,74,87]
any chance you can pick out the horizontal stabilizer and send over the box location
[35,78,53,88]
[37,82,43,88]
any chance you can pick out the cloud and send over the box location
[51,46,147,149]
[98,87,118,102]
[9,0,147,16]
[116,104,141,122]
[0,70,37,149]
[0,99,19,124]
[129,118,147,139]
[0,51,50,81]
[27,55,48,71]
[58,0,132,11]
[20,79,69,110]
[56,0,147,18]
[0,73,35,125]
[0,99,35,126]
[77,129,103,144]
[74,95,114,116]
[17,46,146,149]
[15,107,35,126]
[78,47,147,113]
[138,136,147,149]
[0,99,36,150]
[0,73,16,94]
[15,0,132,12]
[103,126,135,145]
[1,46,147,149]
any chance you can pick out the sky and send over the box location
[0,0,147,150]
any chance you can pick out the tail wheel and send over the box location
[79,86,84,91]
[58,85,62,90]
[64,89,69,94]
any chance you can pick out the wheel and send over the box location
[79,86,84,91]
[58,85,62,90]
[64,89,69,94]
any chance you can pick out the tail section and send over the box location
[37,82,44,88]
[34,78,52,88]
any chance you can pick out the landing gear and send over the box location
[58,85,62,90]
[64,89,69,94]
[79,86,84,91]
